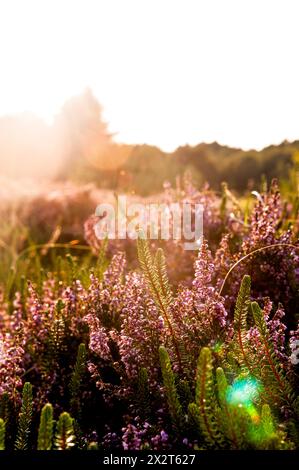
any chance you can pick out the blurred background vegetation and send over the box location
[0,88,298,197]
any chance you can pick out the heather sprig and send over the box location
[15,382,33,450]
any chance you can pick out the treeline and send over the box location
[75,139,298,196]
[45,90,299,194]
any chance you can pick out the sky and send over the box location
[0,0,298,152]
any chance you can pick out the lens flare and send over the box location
[226,377,260,406]
[226,376,261,424]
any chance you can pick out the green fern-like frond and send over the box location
[187,402,203,441]
[251,301,298,414]
[154,248,173,307]
[37,404,54,450]
[15,382,33,450]
[261,404,275,435]
[0,419,5,450]
[136,367,151,419]
[159,346,184,432]
[194,347,224,448]
[215,368,249,449]
[137,231,167,311]
[55,412,75,450]
[257,404,282,449]
[233,275,253,372]
[216,367,228,406]
[69,343,87,417]
[153,250,191,374]
[138,232,182,369]
[49,316,65,357]
[249,403,294,450]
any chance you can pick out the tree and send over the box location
[55,88,113,178]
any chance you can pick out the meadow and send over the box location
[0,174,298,450]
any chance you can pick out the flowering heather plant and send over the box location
[84,175,226,286]
[0,178,298,450]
